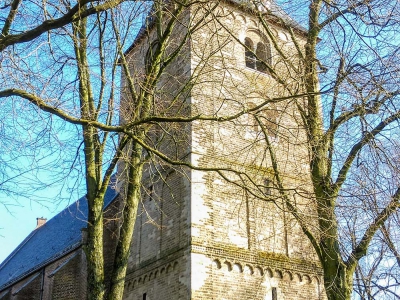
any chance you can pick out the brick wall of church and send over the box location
[51,252,84,299]
[123,167,192,299]
[0,195,120,300]
[122,1,325,299]
[0,249,86,300]
[191,252,324,300]
[188,2,325,300]
[12,272,41,300]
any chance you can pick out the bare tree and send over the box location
[0,1,236,299]
[2,1,400,300]
[0,0,132,214]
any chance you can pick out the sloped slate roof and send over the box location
[0,185,118,290]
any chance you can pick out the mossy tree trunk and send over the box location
[0,1,205,300]
[73,16,107,300]
[253,1,400,299]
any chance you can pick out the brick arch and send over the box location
[173,261,178,270]
[244,264,254,275]
[127,280,133,291]
[274,269,283,279]
[233,262,243,273]
[232,12,246,24]
[212,259,222,269]
[233,13,246,24]
[303,274,312,284]
[283,271,293,281]
[255,266,264,276]
[166,263,173,274]
[223,261,232,271]
[222,10,235,23]
[312,276,320,284]
[294,273,302,283]
[265,268,273,278]
[248,20,258,28]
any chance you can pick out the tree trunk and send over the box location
[86,195,106,300]
[320,235,353,300]
[107,140,144,300]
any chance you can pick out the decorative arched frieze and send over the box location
[212,259,222,269]
[124,259,180,290]
[265,268,273,278]
[207,256,322,285]
[223,261,232,271]
[283,271,293,281]
[294,273,302,283]
[274,270,283,279]
[233,262,243,273]
[244,264,254,275]
[303,274,312,284]
[255,266,264,276]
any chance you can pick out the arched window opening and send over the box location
[264,178,273,196]
[256,42,268,72]
[145,40,160,72]
[245,37,256,69]
[244,34,271,73]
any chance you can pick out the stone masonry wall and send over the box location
[124,167,192,299]
[189,2,324,299]
[122,1,325,299]
[123,7,193,299]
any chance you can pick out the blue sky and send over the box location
[0,1,147,264]
[0,198,61,262]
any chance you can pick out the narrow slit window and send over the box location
[148,185,154,201]
[272,287,277,300]
[145,41,160,72]
[245,37,256,69]
[256,42,268,72]
[264,179,273,196]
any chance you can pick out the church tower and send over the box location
[121,1,325,299]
